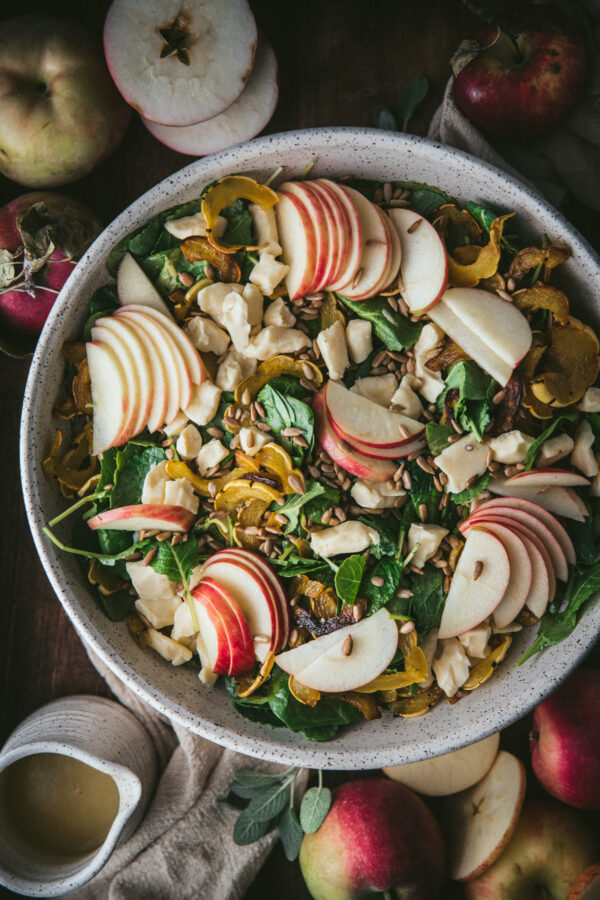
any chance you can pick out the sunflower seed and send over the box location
[206,426,224,439]
[473,560,484,581]
[407,218,422,234]
[341,635,353,656]
[288,474,304,494]
[399,620,415,634]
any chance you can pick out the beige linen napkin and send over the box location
[428,0,600,211]
[68,648,306,900]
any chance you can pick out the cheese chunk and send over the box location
[407,523,449,568]
[571,419,599,477]
[351,374,397,407]
[434,432,488,494]
[432,638,470,698]
[164,212,226,240]
[249,252,289,296]
[163,477,199,514]
[141,461,171,504]
[197,282,243,325]
[196,439,228,475]
[351,479,405,509]
[458,622,491,659]
[242,283,264,328]
[135,596,181,631]
[249,203,281,255]
[239,426,270,456]
[578,387,600,412]
[263,297,296,327]
[413,323,445,402]
[183,380,222,427]
[175,424,203,460]
[146,628,193,666]
[222,290,252,352]
[172,601,197,641]
[488,430,535,465]
[242,325,311,360]
[185,317,230,356]
[163,410,189,437]
[317,319,349,381]
[216,349,257,391]
[390,375,423,419]
[536,433,574,466]
[127,560,179,623]
[310,520,380,557]
[346,319,372,363]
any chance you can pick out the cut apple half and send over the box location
[88,504,195,532]
[192,577,255,676]
[383,732,500,797]
[116,252,171,316]
[487,479,588,522]
[438,528,510,639]
[86,341,131,453]
[103,0,258,126]
[442,287,532,369]
[445,750,526,882]
[143,34,278,156]
[276,190,318,300]
[324,380,424,449]
[465,522,532,629]
[336,186,390,299]
[474,497,576,565]
[275,608,398,693]
[387,207,447,313]
[316,179,362,292]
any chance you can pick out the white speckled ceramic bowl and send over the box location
[20,128,600,770]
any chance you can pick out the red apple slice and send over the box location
[314,389,398,481]
[310,179,349,289]
[488,479,588,522]
[316,179,362,292]
[473,497,576,565]
[332,424,426,460]
[507,468,589,489]
[192,577,255,676]
[116,252,171,316]
[110,315,170,433]
[86,341,130,453]
[190,584,231,676]
[466,522,532,629]
[90,323,141,443]
[324,380,424,449]
[377,204,402,292]
[388,208,448,313]
[438,528,510,639]
[88,504,195,532]
[336,186,390,299]
[123,305,204,385]
[275,190,318,300]
[445,751,526,882]
[279,181,331,294]
[142,34,278,156]
[103,0,258,126]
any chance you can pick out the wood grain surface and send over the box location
[0,2,598,898]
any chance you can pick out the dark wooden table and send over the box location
[1,2,598,897]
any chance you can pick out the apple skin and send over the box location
[0,16,131,188]
[452,24,586,138]
[531,668,600,810]
[299,778,445,900]
[567,863,600,899]
[464,798,597,900]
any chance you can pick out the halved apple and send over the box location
[336,186,390,299]
[488,479,589,522]
[86,341,131,453]
[275,190,318,300]
[192,577,255,676]
[117,252,171,316]
[444,750,526,882]
[275,608,398,693]
[324,380,424,449]
[383,732,500,797]
[474,497,576,565]
[438,528,510,639]
[88,503,195,532]
[315,179,362,292]
[387,207,447,313]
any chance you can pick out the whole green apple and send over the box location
[299,777,445,900]
[0,16,131,188]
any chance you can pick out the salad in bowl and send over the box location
[40,162,600,745]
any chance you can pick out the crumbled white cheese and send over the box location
[432,638,470,698]
[242,283,264,329]
[222,290,252,352]
[146,628,193,666]
[141,461,171,504]
[351,373,397,407]
[571,419,599,477]
[183,380,222,427]
[536,433,574,466]
[127,561,179,629]
[249,203,281,255]
[248,205,289,295]
[418,628,439,689]
[316,319,349,381]
[184,317,230,356]
[249,252,289,296]
[239,426,270,456]
[198,665,219,686]
[310,521,380,557]
[345,319,373,363]
[407,523,449,568]
[172,601,197,641]
[263,297,296,327]
[163,212,226,240]
[197,281,243,324]
[578,387,600,413]
[163,410,189,436]
[390,375,423,419]
[350,479,405,509]
[434,433,489,494]
[196,631,218,684]
[196,439,228,475]
[488,430,535,465]
[413,323,445,402]
[175,424,203,460]
[216,349,257,391]
[163,477,199,514]
[242,326,311,360]
[458,622,491,659]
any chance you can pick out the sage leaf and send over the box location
[398,75,429,130]
[232,807,273,845]
[233,770,283,787]
[374,103,397,131]
[278,806,304,861]
[334,555,366,604]
[300,785,332,834]
[246,781,292,823]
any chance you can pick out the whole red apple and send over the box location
[465,798,597,900]
[299,777,445,900]
[452,23,586,138]
[531,667,600,810]
[0,17,131,188]
[0,192,100,341]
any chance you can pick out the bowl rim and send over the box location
[20,126,600,769]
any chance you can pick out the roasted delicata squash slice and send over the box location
[289,675,321,707]
[214,478,281,513]
[519,336,554,420]
[321,292,346,329]
[201,175,278,254]
[511,283,570,325]
[530,317,600,407]
[234,355,322,405]
[237,651,276,697]
[335,691,380,720]
[387,684,444,718]
[462,636,512,691]
[165,460,246,496]
[355,630,428,693]
[425,339,470,372]
[447,213,514,288]
[433,203,482,243]
[180,237,241,282]
[88,559,127,596]
[508,245,570,283]
[43,421,98,497]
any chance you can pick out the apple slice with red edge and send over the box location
[116,252,172,316]
[314,389,398,481]
[86,341,131,453]
[110,314,170,433]
[310,179,350,289]
[192,577,255,676]
[331,423,426,460]
[324,380,424,449]
[275,190,319,300]
[508,468,589,488]
[464,521,532,629]
[90,323,142,444]
[123,305,205,385]
[438,527,510,639]
[316,179,362,292]
[487,479,588,522]
[189,585,231,677]
[567,864,600,900]
[336,186,390,299]
[444,750,526,882]
[88,504,195,532]
[279,181,331,294]
[473,497,575,565]
[387,207,448,313]
[376,204,402,292]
